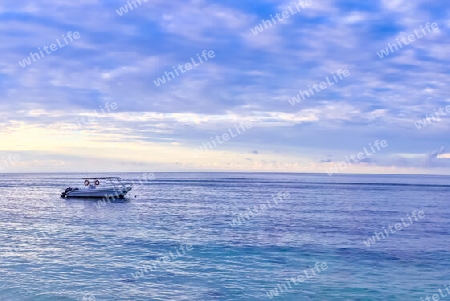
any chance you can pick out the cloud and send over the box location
[1,0,450,173]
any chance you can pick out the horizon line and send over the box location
[0,171,449,176]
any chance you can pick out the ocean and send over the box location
[0,173,449,300]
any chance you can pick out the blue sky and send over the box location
[1,0,450,173]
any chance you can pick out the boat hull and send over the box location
[63,187,132,199]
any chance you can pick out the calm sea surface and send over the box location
[0,173,449,300]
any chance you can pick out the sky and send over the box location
[1,0,450,174]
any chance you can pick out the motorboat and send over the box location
[61,177,133,199]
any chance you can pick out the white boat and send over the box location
[61,177,133,199]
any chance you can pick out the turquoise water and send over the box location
[0,173,449,300]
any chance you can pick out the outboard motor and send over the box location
[61,187,73,198]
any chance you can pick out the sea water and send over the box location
[0,173,449,300]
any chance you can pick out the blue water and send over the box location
[0,173,449,300]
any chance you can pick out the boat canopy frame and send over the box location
[81,177,132,190]
[81,177,123,179]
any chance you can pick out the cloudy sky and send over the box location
[1,0,450,173]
